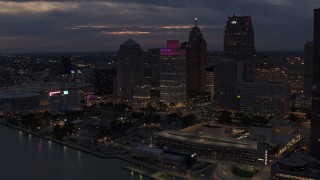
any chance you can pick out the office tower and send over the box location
[146,48,161,101]
[117,39,144,102]
[205,66,214,97]
[287,58,304,95]
[311,9,320,160]
[304,42,313,97]
[186,18,208,99]
[94,66,117,96]
[240,81,290,117]
[147,48,161,87]
[224,14,255,81]
[61,57,72,75]
[214,58,242,110]
[159,40,186,105]
[254,55,285,83]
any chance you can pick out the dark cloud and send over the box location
[0,0,318,53]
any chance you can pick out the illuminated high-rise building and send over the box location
[311,8,320,160]
[224,14,255,81]
[117,39,144,102]
[240,81,290,117]
[159,40,186,105]
[205,66,214,97]
[186,18,207,99]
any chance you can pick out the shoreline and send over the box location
[0,120,188,180]
[0,120,131,162]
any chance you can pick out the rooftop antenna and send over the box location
[194,17,198,27]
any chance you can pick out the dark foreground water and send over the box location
[0,125,139,180]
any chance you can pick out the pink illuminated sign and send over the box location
[160,48,186,56]
[49,91,61,96]
[86,94,97,100]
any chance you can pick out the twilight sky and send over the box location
[0,0,319,53]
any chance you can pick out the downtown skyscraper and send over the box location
[185,18,208,99]
[159,40,186,105]
[214,14,254,110]
[224,14,255,81]
[311,8,320,160]
[117,39,144,102]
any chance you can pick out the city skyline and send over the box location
[0,0,319,53]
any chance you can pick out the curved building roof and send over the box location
[154,130,257,150]
[279,156,309,168]
[121,39,139,46]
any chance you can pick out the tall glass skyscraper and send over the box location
[117,39,143,102]
[159,40,186,105]
[311,8,320,160]
[186,18,207,99]
[224,14,255,81]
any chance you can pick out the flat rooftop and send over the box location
[154,130,258,151]
[132,146,163,156]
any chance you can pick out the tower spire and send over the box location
[194,17,198,27]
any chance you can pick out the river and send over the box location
[0,125,140,180]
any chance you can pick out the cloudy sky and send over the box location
[0,0,319,53]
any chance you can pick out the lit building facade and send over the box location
[254,55,286,83]
[152,130,269,167]
[159,40,186,105]
[287,57,304,95]
[240,81,290,117]
[205,66,214,97]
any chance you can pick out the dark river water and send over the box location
[0,125,140,180]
